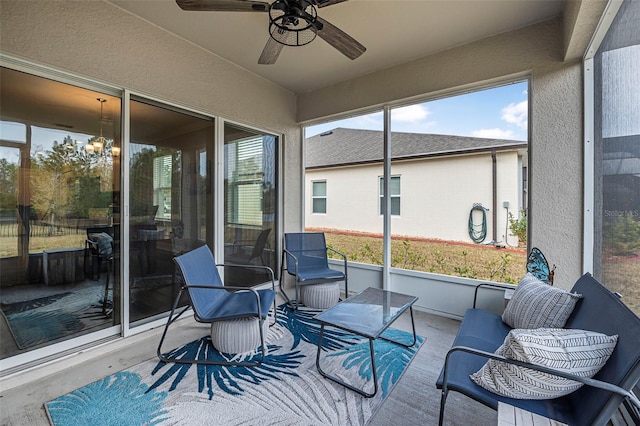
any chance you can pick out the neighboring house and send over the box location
[305,128,527,245]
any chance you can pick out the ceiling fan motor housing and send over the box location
[269,0,318,47]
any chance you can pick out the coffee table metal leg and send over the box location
[378,306,417,348]
[316,324,378,398]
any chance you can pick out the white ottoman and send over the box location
[300,282,341,309]
[210,317,268,354]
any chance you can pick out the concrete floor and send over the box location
[0,296,498,426]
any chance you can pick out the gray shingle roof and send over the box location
[305,128,527,169]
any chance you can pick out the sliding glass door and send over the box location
[128,97,214,326]
[0,66,281,369]
[0,67,121,360]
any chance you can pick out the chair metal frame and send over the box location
[279,232,348,310]
[85,226,114,316]
[227,228,272,266]
[157,245,277,367]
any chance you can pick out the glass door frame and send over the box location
[215,118,283,290]
[0,55,124,372]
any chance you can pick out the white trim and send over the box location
[584,0,625,60]
[301,127,308,229]
[215,119,225,263]
[122,89,132,335]
[583,59,595,274]
[382,105,391,291]
[582,0,625,274]
[0,53,121,97]
[0,324,121,374]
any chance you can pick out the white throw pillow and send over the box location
[502,273,582,329]
[470,328,618,400]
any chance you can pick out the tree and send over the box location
[0,158,18,211]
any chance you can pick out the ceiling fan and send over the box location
[176,0,366,64]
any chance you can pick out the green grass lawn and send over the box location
[603,258,640,314]
[315,229,527,284]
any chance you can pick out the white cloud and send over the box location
[501,101,528,129]
[391,104,431,123]
[471,128,514,139]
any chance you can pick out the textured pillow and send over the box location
[470,328,618,400]
[89,232,113,256]
[502,273,582,329]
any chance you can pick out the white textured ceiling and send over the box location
[111,0,565,94]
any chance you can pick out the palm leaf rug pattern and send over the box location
[46,304,424,426]
[1,283,110,350]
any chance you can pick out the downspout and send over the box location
[492,149,497,244]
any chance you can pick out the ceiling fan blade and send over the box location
[176,0,269,12]
[313,0,349,8]
[315,16,366,60]
[258,37,284,65]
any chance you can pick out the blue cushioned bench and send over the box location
[436,273,640,425]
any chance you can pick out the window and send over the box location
[312,180,327,213]
[153,155,172,220]
[305,82,529,283]
[226,136,265,226]
[379,176,400,215]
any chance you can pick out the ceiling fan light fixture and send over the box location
[268,0,318,47]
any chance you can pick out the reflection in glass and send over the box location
[128,99,214,325]
[0,67,121,360]
[223,123,278,287]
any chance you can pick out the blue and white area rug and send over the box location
[1,282,110,350]
[45,304,424,425]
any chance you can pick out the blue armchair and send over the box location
[279,232,348,310]
[157,244,277,366]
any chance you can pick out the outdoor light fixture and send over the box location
[268,0,317,47]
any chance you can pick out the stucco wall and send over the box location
[305,151,522,245]
[0,0,303,234]
[298,18,584,289]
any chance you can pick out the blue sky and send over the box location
[305,81,528,140]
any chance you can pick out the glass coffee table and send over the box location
[314,287,418,397]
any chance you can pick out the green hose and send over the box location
[468,204,487,243]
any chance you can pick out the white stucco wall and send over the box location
[298,18,584,289]
[306,150,522,244]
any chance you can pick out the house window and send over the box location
[153,155,172,220]
[226,136,264,226]
[380,176,400,216]
[312,180,327,213]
